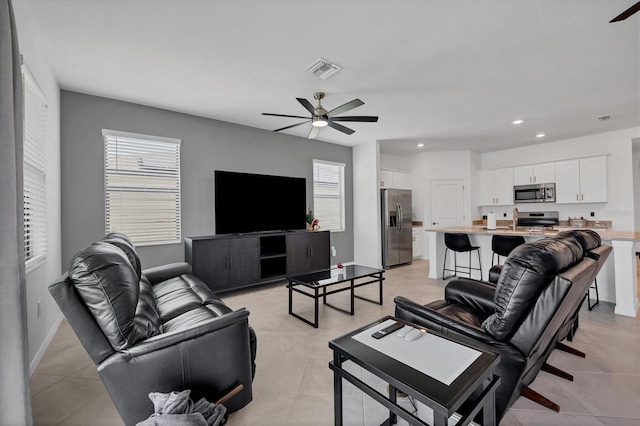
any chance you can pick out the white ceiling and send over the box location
[13,0,640,157]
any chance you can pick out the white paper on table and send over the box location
[352,319,482,385]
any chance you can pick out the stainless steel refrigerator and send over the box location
[381,188,413,268]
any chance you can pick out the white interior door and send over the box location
[430,179,465,229]
[428,179,465,274]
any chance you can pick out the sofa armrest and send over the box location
[394,296,502,346]
[143,262,193,285]
[120,309,249,359]
[444,278,496,317]
[98,308,254,424]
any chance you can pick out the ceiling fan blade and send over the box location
[610,1,640,22]
[327,99,364,117]
[331,116,379,122]
[262,113,310,119]
[296,98,318,115]
[308,126,319,139]
[327,120,355,135]
[273,121,308,132]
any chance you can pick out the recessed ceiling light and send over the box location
[536,133,545,138]
[417,143,424,148]
[512,119,524,125]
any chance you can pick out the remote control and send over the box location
[372,322,404,339]
[397,325,414,338]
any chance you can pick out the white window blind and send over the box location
[23,66,48,270]
[313,159,345,231]
[103,130,182,245]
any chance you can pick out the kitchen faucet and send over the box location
[513,207,519,231]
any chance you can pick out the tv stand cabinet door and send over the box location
[308,231,330,272]
[192,239,229,291]
[286,233,310,275]
[286,231,331,274]
[229,237,260,287]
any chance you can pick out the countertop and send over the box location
[431,226,640,241]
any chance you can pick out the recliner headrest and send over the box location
[68,241,159,350]
[554,229,601,252]
[102,233,142,280]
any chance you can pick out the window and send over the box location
[103,129,181,245]
[23,66,48,271]
[313,159,345,231]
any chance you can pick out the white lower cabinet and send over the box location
[412,227,422,258]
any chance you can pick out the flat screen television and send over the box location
[215,170,307,235]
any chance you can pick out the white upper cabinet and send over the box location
[555,156,607,204]
[555,160,580,203]
[513,162,555,185]
[380,170,394,188]
[512,166,533,186]
[393,171,412,190]
[479,168,513,206]
[478,170,495,206]
[380,169,412,190]
[579,156,608,203]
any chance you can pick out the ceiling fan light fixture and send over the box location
[312,116,328,127]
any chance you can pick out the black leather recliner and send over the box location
[49,233,257,426]
[395,230,611,422]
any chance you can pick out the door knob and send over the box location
[432,222,439,225]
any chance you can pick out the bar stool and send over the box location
[488,235,526,284]
[443,233,482,280]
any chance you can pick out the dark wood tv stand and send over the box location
[185,230,330,293]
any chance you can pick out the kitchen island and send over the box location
[428,227,639,317]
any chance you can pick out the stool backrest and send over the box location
[444,233,473,252]
[491,235,526,258]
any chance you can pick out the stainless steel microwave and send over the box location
[513,183,556,203]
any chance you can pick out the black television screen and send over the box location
[215,170,307,234]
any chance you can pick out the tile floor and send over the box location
[30,260,640,425]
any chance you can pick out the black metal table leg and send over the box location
[314,286,319,327]
[388,384,398,425]
[288,280,293,315]
[350,279,355,315]
[333,352,343,426]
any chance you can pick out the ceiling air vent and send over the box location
[304,58,341,80]
[598,115,614,121]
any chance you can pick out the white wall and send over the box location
[479,128,639,231]
[13,4,63,373]
[380,153,411,172]
[633,149,640,233]
[410,151,474,227]
[353,141,381,268]
[408,150,474,259]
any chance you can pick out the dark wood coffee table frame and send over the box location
[329,316,501,426]
[287,265,385,328]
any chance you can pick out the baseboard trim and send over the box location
[29,313,63,377]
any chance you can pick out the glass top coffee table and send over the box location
[287,265,385,328]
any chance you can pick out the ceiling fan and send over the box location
[262,92,378,139]
[610,1,640,22]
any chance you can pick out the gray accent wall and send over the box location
[60,91,353,270]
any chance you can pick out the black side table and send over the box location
[329,316,500,426]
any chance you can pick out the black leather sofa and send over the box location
[395,230,611,422]
[49,233,257,426]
